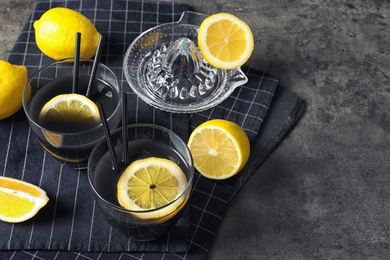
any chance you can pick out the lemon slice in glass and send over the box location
[197,12,254,69]
[187,119,250,180]
[38,93,101,148]
[39,93,101,126]
[117,157,188,222]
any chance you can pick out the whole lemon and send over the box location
[33,7,101,60]
[0,60,29,120]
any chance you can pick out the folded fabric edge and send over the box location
[256,85,306,153]
[231,85,306,199]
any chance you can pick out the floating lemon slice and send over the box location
[187,119,250,180]
[39,93,101,125]
[197,12,254,69]
[38,93,101,148]
[117,157,188,222]
[0,176,49,223]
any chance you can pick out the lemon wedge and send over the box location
[0,176,49,223]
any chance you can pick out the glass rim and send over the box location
[22,57,122,136]
[87,123,194,214]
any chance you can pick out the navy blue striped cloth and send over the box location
[0,0,305,259]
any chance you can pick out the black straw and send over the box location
[97,102,119,172]
[121,92,128,165]
[72,32,81,93]
[86,35,104,98]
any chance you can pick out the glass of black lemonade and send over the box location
[88,124,194,241]
[22,58,122,169]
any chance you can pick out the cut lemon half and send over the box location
[187,119,250,180]
[197,12,254,70]
[117,157,188,222]
[39,93,101,127]
[0,176,49,223]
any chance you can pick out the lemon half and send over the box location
[187,119,250,180]
[197,13,254,69]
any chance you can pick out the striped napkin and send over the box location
[0,0,305,259]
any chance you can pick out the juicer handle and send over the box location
[177,11,209,27]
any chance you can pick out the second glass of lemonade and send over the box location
[22,58,122,169]
[88,124,194,241]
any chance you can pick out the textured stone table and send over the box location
[1,0,389,259]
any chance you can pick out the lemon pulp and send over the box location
[39,93,101,129]
[117,157,188,221]
[0,176,49,223]
[187,119,250,180]
[38,93,101,148]
[197,12,254,69]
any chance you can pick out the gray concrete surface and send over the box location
[1,0,390,259]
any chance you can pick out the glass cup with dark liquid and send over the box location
[22,58,122,169]
[88,124,194,241]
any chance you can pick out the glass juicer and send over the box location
[123,11,248,113]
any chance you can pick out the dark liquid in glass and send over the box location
[92,139,190,241]
[28,75,120,168]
